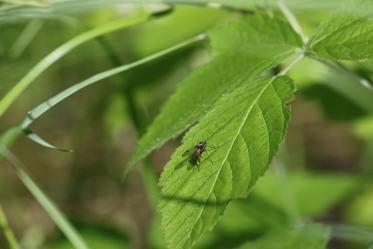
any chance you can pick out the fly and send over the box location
[190,141,208,166]
[181,140,214,168]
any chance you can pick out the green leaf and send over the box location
[129,12,302,168]
[238,223,330,249]
[129,6,227,57]
[209,13,303,57]
[159,76,295,249]
[308,15,373,60]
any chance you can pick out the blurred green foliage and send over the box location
[0,1,373,249]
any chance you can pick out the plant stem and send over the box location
[277,0,308,43]
[95,36,144,134]
[0,205,21,249]
[308,53,373,91]
[96,36,160,209]
[278,51,305,76]
[0,145,90,249]
[9,20,43,59]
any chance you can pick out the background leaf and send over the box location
[129,12,302,168]
[209,13,303,57]
[238,223,330,249]
[159,76,295,249]
[254,171,358,218]
[308,15,373,60]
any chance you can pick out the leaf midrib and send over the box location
[180,78,275,248]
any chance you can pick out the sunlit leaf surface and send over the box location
[159,76,295,249]
[129,12,302,168]
[309,15,373,60]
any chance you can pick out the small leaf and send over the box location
[159,76,295,249]
[238,223,330,249]
[129,12,302,168]
[309,15,373,60]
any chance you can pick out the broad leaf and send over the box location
[309,15,373,60]
[238,223,330,249]
[159,76,295,249]
[129,12,302,168]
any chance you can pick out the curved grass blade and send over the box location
[17,34,205,149]
[23,128,73,152]
[159,76,295,249]
[0,12,149,118]
[0,145,90,249]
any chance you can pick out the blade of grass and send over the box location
[20,34,206,129]
[0,205,21,249]
[9,19,43,59]
[0,145,90,249]
[23,128,74,152]
[0,11,149,118]
[0,34,205,157]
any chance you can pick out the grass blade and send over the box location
[0,12,149,118]
[23,128,74,152]
[9,20,43,59]
[0,34,204,154]
[0,145,90,249]
[0,205,21,249]
[20,34,205,130]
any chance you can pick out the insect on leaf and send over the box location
[128,12,302,170]
[159,76,295,249]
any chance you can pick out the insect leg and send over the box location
[203,150,214,165]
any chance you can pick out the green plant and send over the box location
[1,1,373,249]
